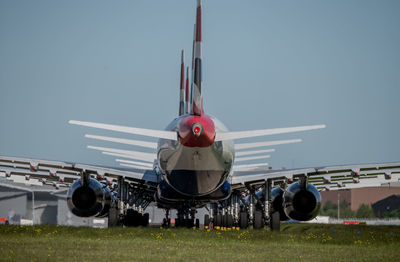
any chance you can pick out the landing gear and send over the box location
[162,218,171,228]
[269,211,280,231]
[264,180,281,231]
[108,206,119,227]
[115,177,152,227]
[239,212,248,229]
[226,214,233,228]
[204,214,210,228]
[233,179,283,231]
[162,209,171,228]
[175,208,197,228]
[232,194,240,226]
[253,210,263,230]
[215,214,222,227]
[123,209,149,226]
[142,213,150,227]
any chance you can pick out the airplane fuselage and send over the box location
[157,114,234,202]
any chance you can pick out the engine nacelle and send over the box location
[270,187,289,221]
[67,178,113,218]
[283,182,321,221]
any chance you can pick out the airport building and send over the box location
[372,195,400,217]
[321,184,400,211]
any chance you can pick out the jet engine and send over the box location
[283,181,321,221]
[67,178,114,218]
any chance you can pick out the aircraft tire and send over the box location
[142,213,149,227]
[108,207,119,227]
[124,209,141,227]
[227,215,233,228]
[253,211,263,230]
[215,214,222,227]
[221,215,228,227]
[269,211,280,231]
[239,212,248,229]
[186,218,194,228]
[204,214,210,228]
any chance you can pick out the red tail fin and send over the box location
[179,50,185,116]
[185,66,189,114]
[191,0,203,115]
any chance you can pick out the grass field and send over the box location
[0,223,399,262]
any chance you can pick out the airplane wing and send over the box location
[0,155,159,194]
[230,162,400,191]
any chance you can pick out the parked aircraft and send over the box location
[1,0,399,230]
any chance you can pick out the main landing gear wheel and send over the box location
[226,215,233,228]
[253,211,263,230]
[162,218,171,228]
[142,213,149,227]
[124,209,145,227]
[108,207,119,227]
[176,218,194,228]
[204,214,210,229]
[215,214,222,227]
[239,212,248,229]
[269,211,280,231]
[186,218,195,228]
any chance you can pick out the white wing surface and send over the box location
[216,125,325,141]
[87,146,156,162]
[102,152,155,163]
[69,120,177,140]
[85,134,157,149]
[235,139,302,150]
[236,149,275,157]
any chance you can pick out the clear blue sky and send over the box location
[1,0,399,169]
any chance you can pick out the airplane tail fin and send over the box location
[191,0,203,115]
[179,50,185,116]
[185,66,190,114]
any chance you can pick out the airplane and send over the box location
[1,0,400,231]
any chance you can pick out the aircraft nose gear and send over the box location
[174,208,199,228]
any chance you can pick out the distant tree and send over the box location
[339,200,355,218]
[320,201,338,218]
[381,209,400,219]
[320,200,354,218]
[322,201,337,211]
[355,204,375,218]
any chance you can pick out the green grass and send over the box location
[0,224,399,261]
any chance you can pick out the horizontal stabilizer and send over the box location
[85,134,157,149]
[215,124,325,141]
[116,159,153,168]
[235,139,302,150]
[69,120,177,140]
[235,155,270,162]
[102,152,155,163]
[87,145,156,162]
[236,149,275,157]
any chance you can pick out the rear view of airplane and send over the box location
[1,0,399,230]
